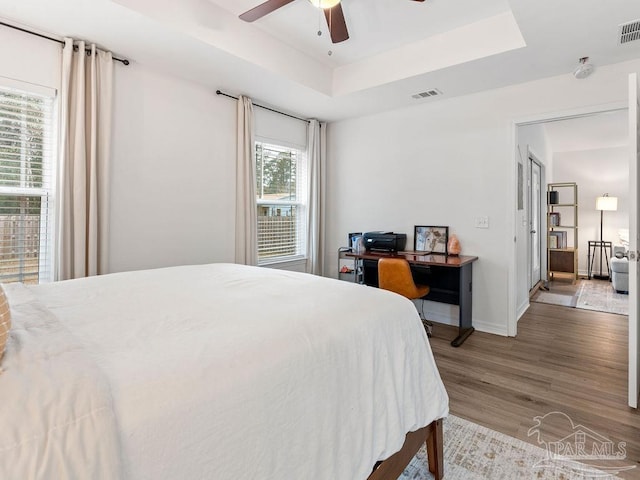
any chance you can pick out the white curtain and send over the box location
[57,38,114,281]
[235,96,258,265]
[306,120,327,275]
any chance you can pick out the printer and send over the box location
[362,232,407,252]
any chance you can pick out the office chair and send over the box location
[378,257,434,337]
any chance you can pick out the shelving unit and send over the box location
[338,248,357,282]
[547,182,578,283]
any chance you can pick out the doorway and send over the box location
[520,111,629,315]
[512,104,636,408]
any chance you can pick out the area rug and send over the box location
[401,415,626,479]
[531,291,578,308]
[577,281,628,316]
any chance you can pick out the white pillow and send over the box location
[618,229,630,247]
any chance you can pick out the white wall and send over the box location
[0,27,60,91]
[109,65,236,272]
[552,146,629,276]
[254,108,307,149]
[327,59,640,336]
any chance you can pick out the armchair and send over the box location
[611,245,629,294]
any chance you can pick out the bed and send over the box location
[0,263,448,479]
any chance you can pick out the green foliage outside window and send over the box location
[255,142,297,200]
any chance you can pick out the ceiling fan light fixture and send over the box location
[309,0,340,9]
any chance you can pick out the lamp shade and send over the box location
[596,195,618,211]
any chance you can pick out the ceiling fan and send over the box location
[239,0,425,44]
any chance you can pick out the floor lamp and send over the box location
[595,194,618,279]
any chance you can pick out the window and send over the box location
[255,141,307,264]
[0,84,55,284]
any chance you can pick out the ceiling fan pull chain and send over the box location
[327,7,333,54]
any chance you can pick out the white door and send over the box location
[530,158,542,289]
[628,73,639,408]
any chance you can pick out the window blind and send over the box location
[0,87,55,284]
[255,141,307,263]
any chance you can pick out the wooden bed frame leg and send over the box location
[426,418,444,479]
[367,418,444,480]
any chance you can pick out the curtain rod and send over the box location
[0,21,130,65]
[216,90,310,124]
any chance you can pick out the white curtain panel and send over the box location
[306,120,327,275]
[235,96,258,266]
[57,39,113,280]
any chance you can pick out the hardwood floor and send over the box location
[429,302,640,478]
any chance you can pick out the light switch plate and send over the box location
[475,216,489,229]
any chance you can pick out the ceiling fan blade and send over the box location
[324,3,349,44]
[239,0,296,22]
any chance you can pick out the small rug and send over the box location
[532,291,577,308]
[577,281,628,316]
[401,415,626,480]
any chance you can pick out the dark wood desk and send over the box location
[346,251,478,347]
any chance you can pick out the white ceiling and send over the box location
[0,0,639,121]
[213,0,514,67]
[543,110,629,153]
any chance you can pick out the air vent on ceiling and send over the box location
[619,19,640,44]
[411,89,442,100]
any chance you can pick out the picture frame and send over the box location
[549,212,560,226]
[414,226,449,254]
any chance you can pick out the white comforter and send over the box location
[0,283,123,479]
[2,263,448,480]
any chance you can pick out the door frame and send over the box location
[508,101,628,337]
[628,73,639,408]
[527,152,544,291]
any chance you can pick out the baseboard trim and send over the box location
[517,300,530,323]
[473,320,508,337]
[419,301,509,337]
[528,280,543,299]
[422,310,509,337]
[422,311,457,327]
